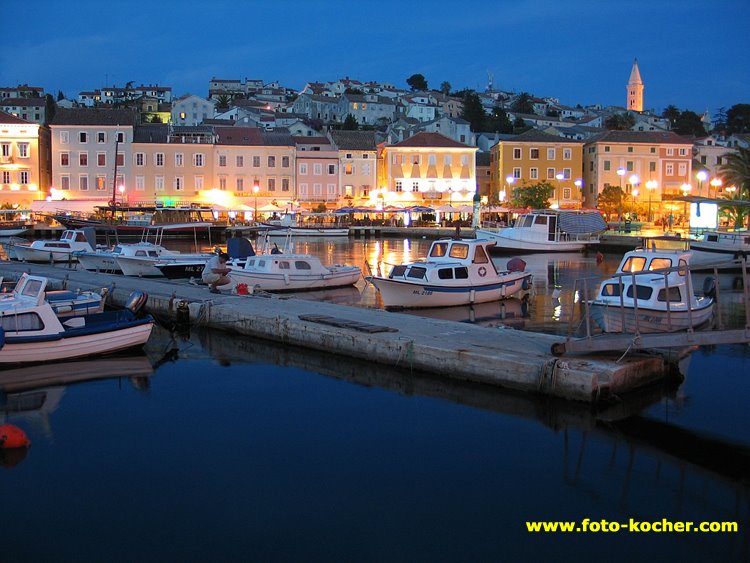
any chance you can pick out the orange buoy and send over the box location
[0,424,31,449]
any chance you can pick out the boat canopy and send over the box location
[558,212,607,235]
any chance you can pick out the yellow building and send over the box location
[0,110,51,207]
[490,130,584,208]
[377,132,477,208]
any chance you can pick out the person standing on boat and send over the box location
[202,252,231,294]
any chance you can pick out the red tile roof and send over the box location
[390,131,472,148]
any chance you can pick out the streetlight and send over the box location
[555,172,564,209]
[680,182,691,231]
[628,174,640,220]
[710,177,722,198]
[574,179,583,208]
[504,175,514,205]
[617,168,626,228]
[118,184,125,206]
[696,170,708,197]
[252,183,260,222]
[645,179,657,222]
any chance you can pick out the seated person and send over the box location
[202,252,231,294]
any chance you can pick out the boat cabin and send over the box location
[388,239,494,281]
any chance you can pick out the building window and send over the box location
[530,168,538,179]
[604,146,610,152]
[395,180,402,192]
[96,175,107,191]
[282,178,290,192]
[513,148,521,160]
[678,163,687,176]
[412,181,419,192]
[175,153,184,167]
[60,175,70,190]
[626,161,634,171]
[547,148,556,160]
[563,148,572,160]
[299,163,308,174]
[328,164,336,175]
[155,176,164,192]
[563,187,572,199]
[194,154,204,167]
[97,132,106,144]
[650,147,657,153]
[344,163,353,175]
[627,146,634,153]
[603,160,611,171]
[219,155,226,167]
[313,183,322,196]
[1,171,10,184]
[97,153,106,167]
[79,175,88,191]
[19,171,29,184]
[282,156,290,168]
[60,131,69,144]
[268,178,276,191]
[174,177,183,191]
[253,156,260,167]
[268,156,276,167]
[135,176,145,191]
[236,178,244,192]
[649,161,656,172]
[117,132,124,143]
[79,132,87,143]
[546,167,555,179]
[313,163,322,175]
[299,183,308,196]
[563,168,571,179]
[679,148,687,156]
[195,176,203,191]
[17,143,28,158]
[134,153,144,166]
[60,153,69,166]
[666,163,674,175]
[666,148,674,156]
[513,167,522,179]
[0,143,9,157]
[236,155,243,167]
[116,153,124,166]
[155,153,164,166]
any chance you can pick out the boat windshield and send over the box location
[448,244,469,259]
[620,256,647,273]
[430,242,449,257]
[648,258,673,271]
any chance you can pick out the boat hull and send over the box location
[229,268,361,291]
[587,300,714,333]
[12,246,79,263]
[76,252,123,273]
[266,227,349,237]
[475,229,592,253]
[369,272,532,309]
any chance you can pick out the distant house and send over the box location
[327,129,377,203]
[171,94,214,126]
[0,98,47,124]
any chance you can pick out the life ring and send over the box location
[478,266,487,277]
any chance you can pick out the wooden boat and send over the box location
[367,237,532,309]
[587,247,715,333]
[229,253,361,292]
[9,228,96,262]
[476,210,606,253]
[0,273,153,364]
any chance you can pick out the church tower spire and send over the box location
[627,58,644,112]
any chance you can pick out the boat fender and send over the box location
[0,424,31,449]
[284,273,290,285]
[478,266,487,277]
[507,257,526,272]
[126,290,148,316]
[702,276,717,299]
[522,278,531,291]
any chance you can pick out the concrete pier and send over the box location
[0,261,674,403]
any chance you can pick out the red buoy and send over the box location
[0,424,31,449]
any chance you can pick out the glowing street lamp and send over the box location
[555,172,564,209]
[504,175,514,204]
[645,179,657,222]
[574,179,583,208]
[710,177,722,197]
[628,174,640,219]
[616,168,626,227]
[252,183,260,222]
[696,170,708,196]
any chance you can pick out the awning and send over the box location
[558,211,607,234]
[31,199,106,214]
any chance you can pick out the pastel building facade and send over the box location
[0,111,51,206]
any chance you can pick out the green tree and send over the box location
[44,93,56,124]
[440,81,451,96]
[406,73,428,91]
[344,87,364,95]
[719,146,750,200]
[662,105,680,128]
[57,90,65,101]
[342,114,359,130]
[719,187,749,228]
[512,116,530,134]
[510,92,534,114]
[726,104,750,135]
[485,106,513,133]
[460,90,486,132]
[597,184,625,221]
[604,112,635,130]
[673,110,707,136]
[214,94,231,110]
[509,181,554,209]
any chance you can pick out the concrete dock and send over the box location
[0,261,674,403]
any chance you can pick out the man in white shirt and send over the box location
[202,252,231,293]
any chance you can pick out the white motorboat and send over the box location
[10,228,97,263]
[367,237,532,309]
[265,213,350,237]
[689,229,750,270]
[229,253,361,292]
[587,247,715,333]
[476,210,606,253]
[0,273,154,364]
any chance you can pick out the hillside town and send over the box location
[1,60,748,227]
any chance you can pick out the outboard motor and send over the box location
[702,276,717,299]
[125,290,148,317]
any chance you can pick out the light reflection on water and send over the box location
[1,236,749,561]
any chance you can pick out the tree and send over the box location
[214,94,231,111]
[406,73,428,91]
[662,105,680,128]
[673,110,707,136]
[509,181,554,209]
[342,114,359,130]
[44,94,56,124]
[344,87,364,95]
[57,90,65,101]
[726,104,750,135]
[719,186,749,229]
[440,81,451,96]
[485,106,513,134]
[597,184,625,222]
[604,112,635,130]
[510,92,535,115]
[719,146,750,200]
[512,116,531,134]
[460,90,486,132]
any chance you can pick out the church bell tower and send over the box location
[627,59,644,112]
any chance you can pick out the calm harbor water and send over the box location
[1,237,749,562]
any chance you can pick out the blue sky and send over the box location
[3,0,748,117]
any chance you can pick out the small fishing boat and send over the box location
[0,277,106,317]
[476,210,606,253]
[229,253,361,292]
[0,273,154,364]
[265,213,350,237]
[367,237,532,309]
[9,228,97,263]
[587,247,715,333]
[689,229,750,270]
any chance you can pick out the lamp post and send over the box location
[555,172,564,209]
[645,179,657,222]
[617,167,626,228]
[710,177,722,198]
[574,179,583,208]
[628,174,640,220]
[252,183,260,222]
[696,170,708,197]
[504,175,514,205]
